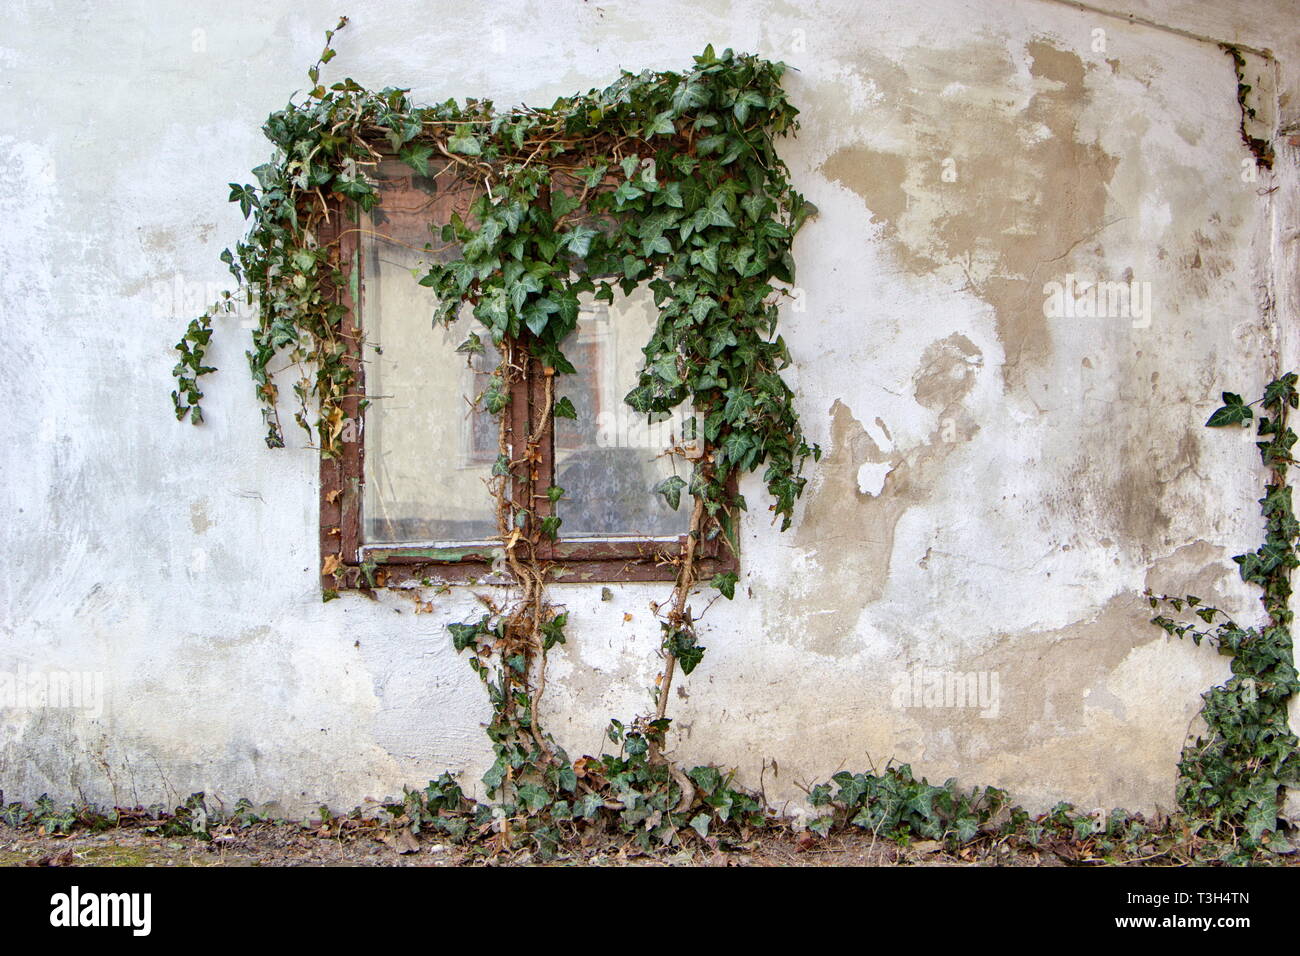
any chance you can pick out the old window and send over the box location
[320,157,737,586]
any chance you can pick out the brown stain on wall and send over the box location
[790,334,983,655]
[807,37,1232,568]
[820,39,1119,392]
[735,35,1257,809]
[893,537,1236,809]
[795,400,903,634]
[893,596,1149,755]
[189,499,211,535]
[984,42,1119,383]
[1174,218,1236,300]
[1043,422,1204,558]
[913,333,983,413]
[820,146,907,230]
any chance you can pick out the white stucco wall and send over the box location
[2,0,1297,817]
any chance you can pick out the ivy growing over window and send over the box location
[171,18,819,850]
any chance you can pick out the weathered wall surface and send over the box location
[2,0,1297,817]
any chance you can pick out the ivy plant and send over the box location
[1149,372,1300,858]
[171,18,819,853]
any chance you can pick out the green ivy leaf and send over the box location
[688,766,722,794]
[654,475,687,510]
[541,612,568,650]
[564,225,599,258]
[1206,392,1253,427]
[446,133,482,156]
[448,621,482,652]
[646,111,676,136]
[398,142,435,175]
[517,783,550,814]
[666,629,705,674]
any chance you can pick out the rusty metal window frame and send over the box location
[319,164,738,589]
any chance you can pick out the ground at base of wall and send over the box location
[3,822,1295,868]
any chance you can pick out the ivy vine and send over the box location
[1149,372,1300,858]
[171,18,819,852]
[1222,44,1274,170]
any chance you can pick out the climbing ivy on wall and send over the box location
[172,18,816,518]
[1150,373,1300,858]
[169,18,1297,861]
[1222,44,1275,170]
[171,18,819,852]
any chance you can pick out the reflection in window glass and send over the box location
[359,163,498,546]
[555,287,695,539]
[358,159,693,545]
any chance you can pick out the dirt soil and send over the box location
[0,820,1236,867]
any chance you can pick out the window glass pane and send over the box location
[554,286,696,538]
[360,161,498,545]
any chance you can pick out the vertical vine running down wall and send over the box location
[1150,374,1300,858]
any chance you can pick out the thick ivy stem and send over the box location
[521,365,557,763]
[648,488,709,823]
[657,495,707,723]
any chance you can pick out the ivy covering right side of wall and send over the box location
[1150,372,1300,858]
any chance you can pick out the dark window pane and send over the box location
[554,287,696,538]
